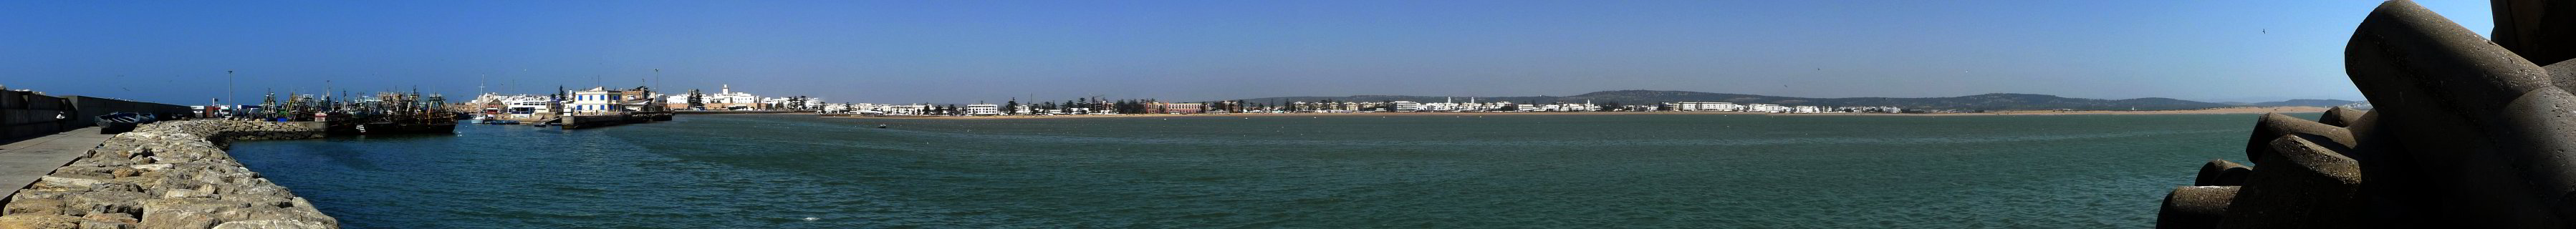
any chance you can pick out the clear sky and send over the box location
[0,1,2500,104]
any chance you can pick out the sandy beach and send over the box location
[819,106,2334,120]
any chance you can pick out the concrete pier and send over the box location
[0,127,108,201]
[0,120,335,228]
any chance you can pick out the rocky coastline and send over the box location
[0,120,335,228]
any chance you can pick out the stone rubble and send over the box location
[0,120,334,229]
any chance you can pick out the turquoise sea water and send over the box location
[228,113,2290,228]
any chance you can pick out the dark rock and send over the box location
[2196,160,2252,186]
[2245,112,2352,165]
[2219,134,2365,228]
[2157,185,2238,228]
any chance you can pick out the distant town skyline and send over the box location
[2,1,2501,104]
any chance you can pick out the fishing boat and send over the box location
[95,112,157,135]
[325,92,460,135]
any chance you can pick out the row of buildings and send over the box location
[1668,102,1903,114]
[466,84,827,120]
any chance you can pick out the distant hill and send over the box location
[1226,90,2326,111]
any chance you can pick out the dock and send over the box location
[0,127,107,200]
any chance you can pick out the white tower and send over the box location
[721,84,731,94]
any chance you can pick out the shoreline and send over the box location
[820,107,2334,120]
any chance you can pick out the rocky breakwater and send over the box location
[2157,0,2576,228]
[0,120,333,228]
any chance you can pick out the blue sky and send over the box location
[0,1,2498,104]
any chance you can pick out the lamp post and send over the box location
[226,70,235,119]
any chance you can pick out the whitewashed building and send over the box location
[1673,102,1741,112]
[1745,104,1787,113]
[569,87,627,114]
[1792,106,1822,114]
[964,104,1001,116]
[1392,101,1422,112]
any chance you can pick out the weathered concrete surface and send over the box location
[2320,107,2365,127]
[2490,0,2576,66]
[0,120,334,228]
[2193,160,2250,186]
[2162,0,2576,228]
[2345,0,2576,227]
[0,127,110,203]
[2242,113,2352,165]
[2156,185,2237,229]
[2218,135,2365,228]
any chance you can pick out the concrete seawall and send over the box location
[0,120,335,228]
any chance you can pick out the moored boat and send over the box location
[95,112,158,135]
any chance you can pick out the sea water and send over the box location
[229,113,2289,228]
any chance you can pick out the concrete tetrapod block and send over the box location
[2219,134,2365,228]
[2343,3,2555,219]
[2476,88,2576,225]
[2245,113,2354,165]
[2490,0,2576,66]
[2196,159,2252,186]
[2320,106,2365,127]
[2340,109,2436,225]
[2158,185,2239,229]
[2550,59,2576,94]
[2347,0,2551,125]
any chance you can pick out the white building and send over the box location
[1673,102,1741,112]
[1391,101,1422,112]
[471,94,559,116]
[698,84,763,110]
[569,87,627,114]
[881,104,926,115]
[1559,103,1598,112]
[1745,104,1787,113]
[964,104,1001,116]
[1792,106,1822,114]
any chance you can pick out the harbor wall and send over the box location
[3,90,197,140]
[62,96,193,128]
[562,114,630,129]
[0,120,336,228]
[1,89,75,140]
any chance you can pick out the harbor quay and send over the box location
[0,86,343,228]
[0,120,336,228]
[0,84,576,228]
